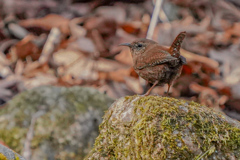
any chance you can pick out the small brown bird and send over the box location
[120,31,187,95]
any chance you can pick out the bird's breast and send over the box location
[134,62,183,85]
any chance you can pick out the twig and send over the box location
[23,110,46,160]
[0,39,19,53]
[159,7,169,23]
[146,0,164,39]
[39,27,61,64]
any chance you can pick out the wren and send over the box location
[120,31,187,96]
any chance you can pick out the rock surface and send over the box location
[0,144,25,160]
[0,86,113,160]
[86,95,240,160]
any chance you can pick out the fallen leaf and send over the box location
[69,18,87,38]
[53,50,98,80]
[95,58,127,72]
[15,60,24,75]
[98,68,132,82]
[23,73,57,89]
[190,82,221,108]
[84,16,117,40]
[19,14,70,35]
[68,37,97,53]
[96,6,126,24]
[181,48,219,71]
[12,35,40,60]
[115,48,133,66]
[124,76,143,94]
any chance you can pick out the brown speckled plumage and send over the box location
[120,32,187,95]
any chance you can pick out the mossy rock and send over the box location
[0,144,25,160]
[0,86,113,160]
[86,95,240,160]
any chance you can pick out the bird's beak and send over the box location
[119,43,131,47]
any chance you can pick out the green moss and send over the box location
[0,153,7,160]
[14,154,21,160]
[86,95,240,159]
[0,152,22,160]
[0,128,26,153]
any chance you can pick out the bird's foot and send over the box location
[164,92,172,97]
[142,93,150,96]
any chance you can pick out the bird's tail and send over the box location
[169,31,186,58]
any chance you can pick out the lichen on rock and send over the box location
[0,144,25,160]
[86,95,240,160]
[0,86,113,160]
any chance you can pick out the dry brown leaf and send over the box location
[124,76,143,94]
[19,14,70,35]
[180,48,219,71]
[209,80,231,96]
[115,48,133,66]
[53,50,82,66]
[98,68,132,82]
[0,76,20,89]
[66,58,98,80]
[91,29,107,54]
[110,81,132,98]
[57,75,83,87]
[190,83,217,95]
[230,23,240,37]
[96,6,126,24]
[219,95,229,106]
[209,47,240,86]
[23,61,42,76]
[0,52,10,65]
[67,37,97,53]
[190,82,221,108]
[0,52,12,78]
[23,73,57,89]
[98,83,120,99]
[95,58,127,72]
[0,88,12,100]
[69,18,87,38]
[121,22,141,35]
[0,65,12,78]
[53,50,98,80]
[84,17,117,39]
[12,35,40,60]
[209,80,227,90]
[15,60,24,75]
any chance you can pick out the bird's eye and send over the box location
[137,44,143,48]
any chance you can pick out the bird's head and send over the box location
[120,39,157,56]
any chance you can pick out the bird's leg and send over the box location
[143,81,158,96]
[167,84,171,94]
[165,83,172,96]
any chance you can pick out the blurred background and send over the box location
[0,0,240,159]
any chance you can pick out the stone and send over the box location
[0,144,25,160]
[86,95,240,160]
[0,86,113,160]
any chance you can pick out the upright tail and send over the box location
[169,31,186,58]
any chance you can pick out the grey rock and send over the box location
[86,95,240,160]
[0,144,25,160]
[0,86,113,160]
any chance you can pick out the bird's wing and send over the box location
[135,47,178,70]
